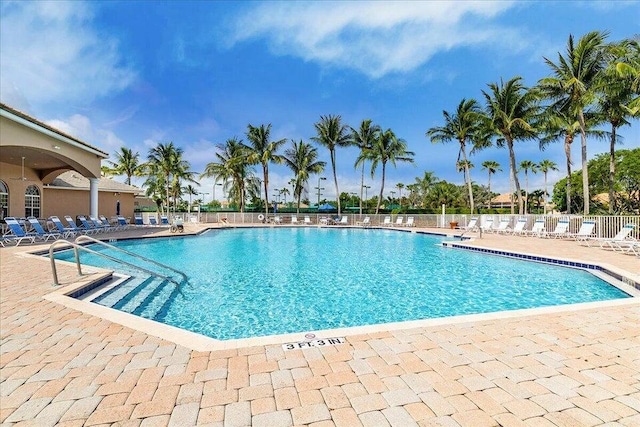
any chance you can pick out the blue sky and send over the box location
[1,0,638,202]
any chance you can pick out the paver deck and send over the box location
[1,223,639,426]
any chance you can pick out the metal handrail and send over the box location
[49,237,187,287]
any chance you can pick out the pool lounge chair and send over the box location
[303,216,312,225]
[49,216,77,239]
[585,223,636,249]
[510,218,528,235]
[542,219,569,238]
[26,217,61,242]
[394,216,404,226]
[337,216,349,225]
[567,220,596,241]
[524,219,546,237]
[356,216,371,227]
[89,216,112,233]
[291,215,298,225]
[64,215,90,235]
[404,217,415,227]
[461,217,478,231]
[381,216,391,226]
[2,217,37,246]
[160,216,170,226]
[149,217,158,226]
[134,215,144,226]
[77,216,100,234]
[479,218,494,233]
[493,218,511,234]
[117,216,130,229]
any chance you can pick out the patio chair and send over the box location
[291,215,298,225]
[405,217,415,227]
[303,216,312,225]
[160,215,170,226]
[493,219,511,234]
[149,217,158,226]
[510,218,528,236]
[479,218,494,233]
[338,216,349,225]
[524,219,545,237]
[49,216,77,239]
[395,216,404,226]
[117,216,130,229]
[381,216,391,226]
[89,216,112,233]
[461,217,478,231]
[542,219,570,238]
[26,217,61,242]
[134,215,144,226]
[585,223,636,249]
[1,217,37,245]
[567,220,596,241]
[64,215,90,235]
[356,216,371,227]
[78,216,101,234]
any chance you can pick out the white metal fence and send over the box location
[138,212,640,239]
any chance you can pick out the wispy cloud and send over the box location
[229,1,518,78]
[0,1,136,110]
[46,114,125,155]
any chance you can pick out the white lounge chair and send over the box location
[338,216,348,225]
[461,217,478,231]
[510,218,528,235]
[394,216,404,226]
[381,216,391,226]
[493,219,511,234]
[480,218,494,233]
[585,223,636,249]
[291,215,298,224]
[524,219,545,237]
[405,217,415,227]
[542,219,569,238]
[567,220,596,241]
[356,216,370,227]
[304,216,312,225]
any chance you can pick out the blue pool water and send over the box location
[56,228,630,340]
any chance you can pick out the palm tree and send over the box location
[311,115,353,215]
[351,119,381,215]
[481,160,502,206]
[396,183,405,207]
[201,138,253,212]
[456,160,475,211]
[365,128,414,214]
[413,172,439,208]
[537,159,559,214]
[147,142,190,213]
[519,160,538,214]
[282,140,326,213]
[483,77,540,215]
[427,99,487,214]
[108,147,142,185]
[280,187,290,204]
[596,42,634,213]
[245,124,287,216]
[539,31,609,215]
[183,184,199,213]
[614,37,640,116]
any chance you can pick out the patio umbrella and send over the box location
[318,203,335,210]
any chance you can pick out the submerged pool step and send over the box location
[134,280,177,320]
[112,276,164,313]
[92,275,151,308]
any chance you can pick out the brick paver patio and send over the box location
[1,224,639,426]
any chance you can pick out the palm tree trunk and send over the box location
[608,125,616,214]
[263,165,269,216]
[543,172,548,215]
[564,137,572,214]
[330,150,340,215]
[507,139,524,214]
[460,144,474,214]
[376,162,386,214]
[525,172,529,214]
[359,164,364,215]
[578,109,589,215]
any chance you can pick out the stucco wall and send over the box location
[0,162,42,219]
[43,188,136,221]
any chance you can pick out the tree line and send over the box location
[103,31,638,215]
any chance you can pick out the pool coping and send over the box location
[41,229,640,352]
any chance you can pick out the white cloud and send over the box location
[229,1,517,78]
[46,114,126,156]
[0,1,136,109]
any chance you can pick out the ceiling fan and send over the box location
[10,157,34,181]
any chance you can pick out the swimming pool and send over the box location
[56,228,631,340]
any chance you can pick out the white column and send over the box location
[89,178,99,218]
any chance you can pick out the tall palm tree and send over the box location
[201,138,253,212]
[614,37,640,116]
[539,31,609,215]
[519,160,538,214]
[427,99,487,214]
[481,160,501,204]
[245,124,287,216]
[282,140,326,213]
[537,159,559,214]
[108,147,142,185]
[365,128,414,214]
[183,184,199,213]
[596,42,634,213]
[483,77,540,215]
[311,115,352,215]
[351,119,381,215]
[396,183,405,207]
[147,142,188,212]
[280,187,290,204]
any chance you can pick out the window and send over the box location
[0,180,7,220]
[25,185,40,218]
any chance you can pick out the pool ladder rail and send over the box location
[49,235,188,287]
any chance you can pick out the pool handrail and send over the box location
[49,236,188,287]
